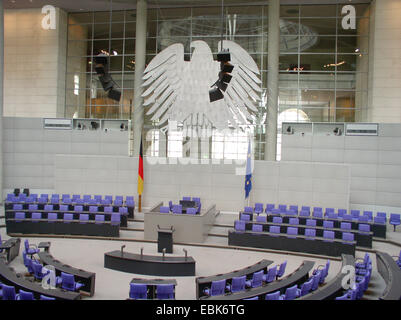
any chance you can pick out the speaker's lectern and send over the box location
[157,226,174,253]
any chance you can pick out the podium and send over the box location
[157,226,174,253]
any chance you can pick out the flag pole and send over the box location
[139,194,142,213]
[138,133,144,213]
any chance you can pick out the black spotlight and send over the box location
[286,126,294,134]
[217,49,231,62]
[221,61,234,73]
[333,127,342,136]
[209,87,225,103]
[94,53,121,102]
[91,121,99,130]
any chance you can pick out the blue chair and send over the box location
[32,261,48,281]
[342,232,354,244]
[203,280,226,297]
[265,291,283,300]
[359,224,370,234]
[243,296,258,300]
[15,212,25,222]
[252,224,263,233]
[263,266,277,283]
[186,208,197,215]
[280,285,299,300]
[323,230,335,242]
[338,209,347,216]
[323,220,334,229]
[305,228,316,239]
[240,213,251,221]
[40,295,56,300]
[74,205,83,213]
[63,213,74,223]
[289,218,299,225]
[2,285,19,300]
[313,211,323,218]
[13,204,23,211]
[374,216,386,225]
[306,219,317,227]
[89,206,98,213]
[256,215,267,223]
[59,272,84,292]
[183,196,191,201]
[104,206,113,214]
[245,270,264,288]
[390,214,401,231]
[277,261,287,278]
[335,293,351,300]
[24,239,39,259]
[156,284,175,300]
[300,210,310,217]
[95,215,105,224]
[269,226,280,236]
[18,290,35,300]
[340,222,351,230]
[272,217,282,224]
[59,205,69,212]
[287,227,298,239]
[111,213,121,226]
[226,276,246,293]
[244,206,253,214]
[278,204,287,212]
[119,207,128,216]
[47,212,58,222]
[310,271,321,291]
[297,278,313,297]
[265,204,275,213]
[172,205,182,214]
[31,212,42,222]
[254,203,264,214]
[79,214,89,224]
[129,283,148,300]
[234,220,246,232]
[160,206,170,213]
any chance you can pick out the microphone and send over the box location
[120,245,126,256]
[183,249,188,261]
[162,248,166,260]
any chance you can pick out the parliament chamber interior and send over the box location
[0,0,401,307]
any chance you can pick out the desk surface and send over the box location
[196,259,274,285]
[0,257,80,300]
[201,261,315,300]
[299,254,354,300]
[376,252,401,300]
[131,278,178,285]
[105,250,195,264]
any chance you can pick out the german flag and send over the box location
[137,136,144,196]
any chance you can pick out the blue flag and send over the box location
[245,139,252,199]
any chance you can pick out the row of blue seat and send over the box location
[11,204,129,215]
[235,220,356,244]
[129,283,175,300]
[0,284,55,300]
[202,262,287,297]
[240,214,372,233]
[14,212,121,225]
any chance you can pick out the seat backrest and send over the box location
[15,212,26,220]
[74,205,83,212]
[252,224,263,232]
[79,214,89,222]
[183,196,191,201]
[266,204,275,211]
[111,213,121,225]
[359,224,370,233]
[44,204,53,211]
[2,285,16,300]
[323,221,334,229]
[265,291,281,300]
[240,213,250,221]
[313,211,323,218]
[31,212,42,220]
[40,295,56,300]
[244,206,253,213]
[256,215,267,223]
[374,216,386,224]
[13,204,23,210]
[104,206,113,213]
[269,226,280,234]
[306,219,316,227]
[95,215,105,223]
[277,261,287,277]
[19,290,35,300]
[283,285,298,300]
[323,230,335,241]
[340,222,351,230]
[156,284,175,299]
[278,205,287,212]
[305,228,316,238]
[130,283,147,299]
[186,208,197,215]
[287,227,298,238]
[311,271,321,291]
[172,205,182,214]
[160,206,170,213]
[235,220,246,232]
[251,270,264,287]
[231,276,246,293]
[342,232,354,243]
[289,218,299,225]
[301,278,313,296]
[272,217,282,224]
[89,206,98,213]
[390,213,401,222]
[47,212,58,220]
[61,272,76,290]
[266,266,277,282]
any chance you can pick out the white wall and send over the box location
[281,123,401,213]
[54,156,350,211]
[4,8,67,118]
[368,0,401,122]
[3,117,129,193]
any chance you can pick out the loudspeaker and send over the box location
[99,74,114,91]
[108,88,122,102]
[217,50,231,62]
[209,87,224,102]
[221,61,234,73]
[219,72,232,84]
[216,80,228,92]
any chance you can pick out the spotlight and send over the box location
[219,71,232,84]
[286,126,294,134]
[221,61,234,73]
[209,87,224,103]
[216,80,228,92]
[94,54,108,75]
[333,127,342,136]
[108,88,122,102]
[91,121,99,130]
[99,74,114,91]
[217,49,231,62]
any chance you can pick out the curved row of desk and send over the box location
[239,220,372,248]
[199,261,315,300]
[0,256,81,300]
[299,254,355,300]
[6,219,120,237]
[240,212,386,239]
[38,252,96,297]
[376,251,401,300]
[195,259,274,299]
[228,230,355,257]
